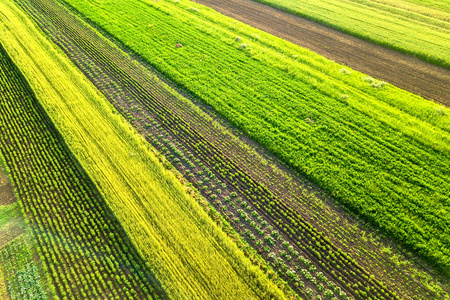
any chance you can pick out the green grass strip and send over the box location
[0,203,20,229]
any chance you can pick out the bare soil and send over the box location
[197,0,450,105]
[0,172,15,206]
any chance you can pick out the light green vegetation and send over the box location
[250,0,450,68]
[0,203,21,229]
[0,202,27,250]
[0,268,7,299]
[0,235,48,300]
[0,203,22,300]
[0,0,288,298]
[61,0,450,275]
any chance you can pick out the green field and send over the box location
[251,0,450,68]
[0,0,288,298]
[59,0,450,276]
[0,0,449,298]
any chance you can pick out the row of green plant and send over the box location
[20,0,450,297]
[60,0,450,276]
[26,0,450,297]
[158,78,448,298]
[137,94,397,299]
[0,160,49,300]
[144,112,349,299]
[0,1,289,298]
[104,49,443,298]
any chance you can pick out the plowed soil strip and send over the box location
[197,0,450,105]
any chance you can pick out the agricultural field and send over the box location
[60,0,450,274]
[0,35,167,299]
[0,0,449,299]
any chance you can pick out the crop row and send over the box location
[0,42,166,300]
[15,0,403,298]
[2,1,293,297]
[137,111,342,298]
[18,0,449,296]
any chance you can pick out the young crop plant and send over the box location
[0,46,164,297]
[0,235,48,299]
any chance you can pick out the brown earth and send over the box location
[0,167,15,206]
[196,0,450,105]
[0,165,23,248]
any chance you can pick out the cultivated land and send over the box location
[0,0,449,298]
[0,0,288,298]
[195,0,450,104]
[12,0,450,299]
[59,0,450,278]
[14,0,396,298]
[0,31,166,300]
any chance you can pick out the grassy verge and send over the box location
[0,269,7,300]
[250,0,450,68]
[0,0,288,298]
[59,0,450,276]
